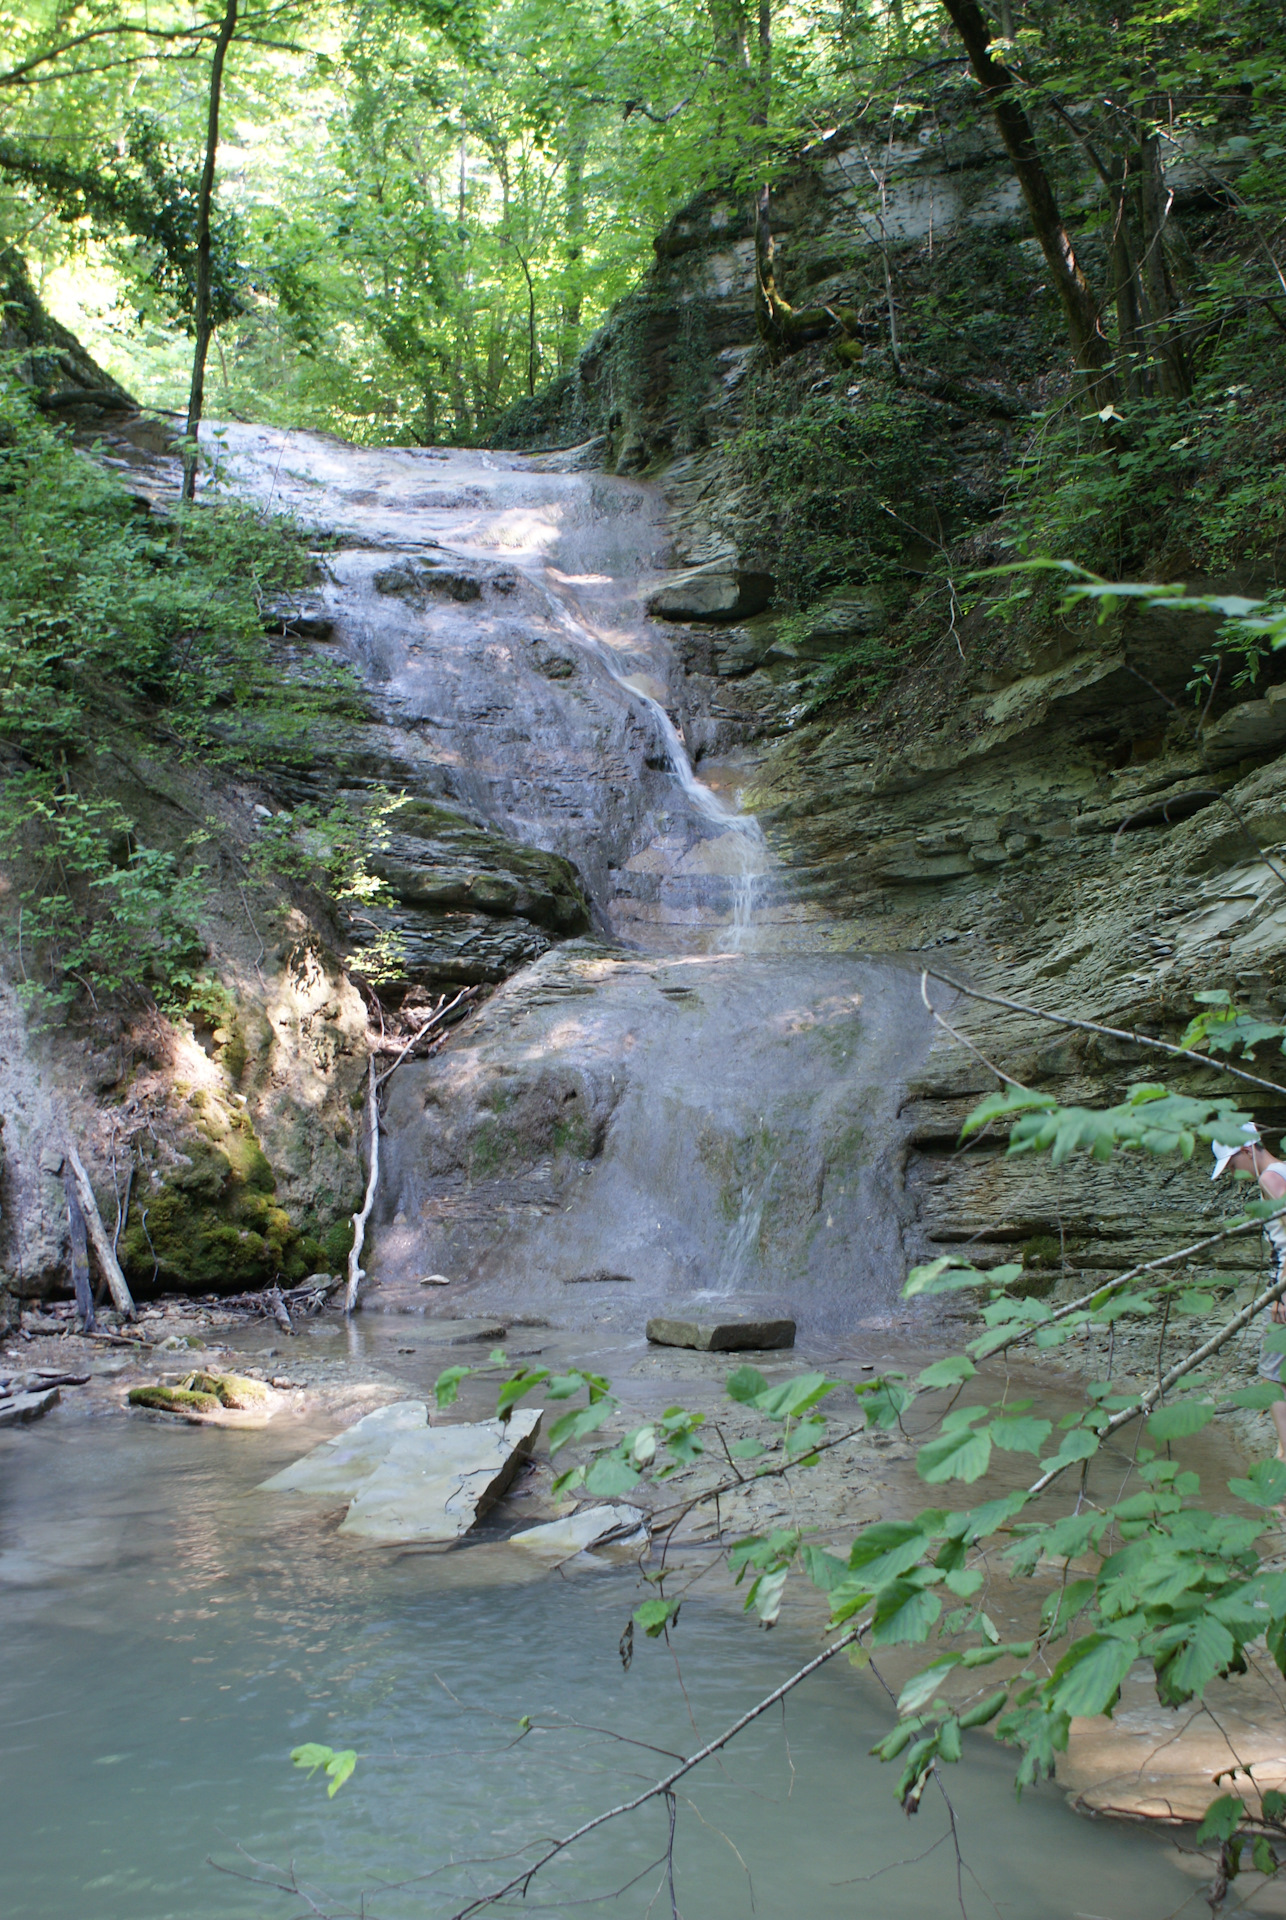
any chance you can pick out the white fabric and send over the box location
[1211,1121,1262,1179]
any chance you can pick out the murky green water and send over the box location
[0,1408,1212,1920]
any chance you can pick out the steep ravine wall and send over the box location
[500,116,1286,1299]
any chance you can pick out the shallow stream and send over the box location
[1,1322,1207,1920]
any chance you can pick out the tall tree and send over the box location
[183,0,239,501]
[938,0,1114,399]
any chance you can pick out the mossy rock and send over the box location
[186,1370,271,1408]
[129,1385,222,1414]
[119,1106,304,1295]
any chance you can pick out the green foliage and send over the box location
[733,385,963,614]
[0,113,246,332]
[291,1742,358,1797]
[962,1082,1253,1165]
[1181,991,1286,1061]
[0,780,207,1010]
[0,375,363,1011]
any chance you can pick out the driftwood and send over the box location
[207,1276,344,1320]
[62,1165,95,1331]
[373,984,479,1087]
[266,1285,294,1335]
[344,1056,380,1314]
[64,1140,136,1319]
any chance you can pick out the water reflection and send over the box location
[1,1419,1208,1920]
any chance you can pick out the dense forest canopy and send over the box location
[0,0,844,434]
[4,0,1281,443]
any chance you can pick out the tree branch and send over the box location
[442,1621,865,1920]
[924,969,1286,1100]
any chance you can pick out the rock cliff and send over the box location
[498,113,1286,1299]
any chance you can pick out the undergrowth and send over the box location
[0,369,363,1013]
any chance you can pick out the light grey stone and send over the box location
[645,565,772,621]
[1203,698,1286,767]
[258,1401,431,1497]
[646,1316,796,1351]
[0,1386,60,1427]
[510,1504,648,1561]
[339,1410,543,1544]
[259,1400,543,1546]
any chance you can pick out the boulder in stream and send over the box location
[645,1315,795,1351]
[260,1400,543,1545]
[510,1504,647,1562]
[0,1385,60,1427]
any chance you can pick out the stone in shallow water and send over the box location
[645,1317,796,1352]
[259,1401,431,1498]
[259,1401,543,1546]
[340,1411,542,1544]
[0,1386,60,1427]
[510,1504,647,1561]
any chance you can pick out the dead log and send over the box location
[62,1164,95,1331]
[267,1285,294,1335]
[343,1056,379,1314]
[64,1140,136,1319]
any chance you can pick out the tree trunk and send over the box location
[939,0,1114,399]
[182,0,238,502]
[751,0,781,349]
[1109,163,1147,399]
[64,1140,136,1319]
[561,110,587,370]
[63,1164,94,1330]
[1137,114,1191,399]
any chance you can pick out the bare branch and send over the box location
[924,968,1286,1099]
[441,1621,865,1920]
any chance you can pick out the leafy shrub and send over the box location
[732,385,963,609]
[0,371,359,1010]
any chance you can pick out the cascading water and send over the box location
[193,423,933,1330]
[0,422,1205,1920]
[537,575,769,951]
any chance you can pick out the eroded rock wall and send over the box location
[498,115,1286,1296]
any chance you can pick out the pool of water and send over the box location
[0,1406,1217,1920]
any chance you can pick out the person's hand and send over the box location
[1272,1299,1286,1324]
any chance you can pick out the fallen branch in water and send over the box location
[439,1620,866,1920]
[344,1056,379,1314]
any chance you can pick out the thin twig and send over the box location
[921,973,1031,1089]
[923,969,1286,1099]
[440,1622,865,1920]
[983,1216,1264,1358]
[374,986,477,1090]
[1026,1264,1286,1497]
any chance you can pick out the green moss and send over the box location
[119,1106,301,1294]
[187,1370,271,1407]
[468,1118,512,1178]
[552,1111,593,1160]
[322,1217,355,1270]
[219,1022,249,1082]
[129,1385,221,1413]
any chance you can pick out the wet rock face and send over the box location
[355,799,592,990]
[373,944,931,1333]
[214,431,774,953]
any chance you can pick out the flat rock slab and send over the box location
[0,1386,60,1427]
[646,1317,796,1352]
[510,1504,647,1562]
[259,1401,543,1546]
[259,1402,432,1497]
